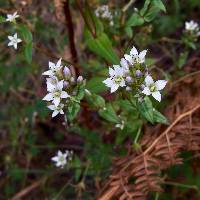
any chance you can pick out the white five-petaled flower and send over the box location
[51,150,73,168]
[185,20,199,31]
[124,46,147,65]
[8,33,22,49]
[103,65,126,93]
[6,12,19,22]
[42,58,63,76]
[43,80,70,106]
[142,75,167,102]
[48,103,64,117]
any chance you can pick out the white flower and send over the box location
[42,58,63,76]
[51,150,73,168]
[185,20,199,31]
[142,75,167,102]
[95,5,113,26]
[103,65,126,93]
[7,33,22,49]
[6,12,19,22]
[43,80,70,106]
[124,46,147,65]
[48,103,64,117]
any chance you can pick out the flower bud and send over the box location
[135,70,142,77]
[63,81,70,88]
[126,76,133,83]
[63,66,71,78]
[126,86,131,91]
[140,84,145,90]
[77,76,83,83]
[70,77,75,83]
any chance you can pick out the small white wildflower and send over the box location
[95,5,114,26]
[42,58,62,76]
[48,103,64,118]
[103,65,126,93]
[185,20,199,31]
[6,12,19,22]
[124,46,147,65]
[7,33,22,49]
[142,75,167,102]
[51,150,73,168]
[43,80,70,106]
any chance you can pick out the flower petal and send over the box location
[152,91,161,102]
[142,87,151,95]
[120,58,129,69]
[49,61,55,69]
[109,67,115,77]
[48,105,56,110]
[56,58,62,68]
[130,46,138,56]
[51,156,59,162]
[60,91,70,98]
[53,97,60,106]
[110,84,119,93]
[57,80,64,90]
[145,75,154,86]
[139,50,147,63]
[124,54,133,64]
[119,79,126,87]
[52,110,59,117]
[42,70,54,76]
[103,78,113,87]
[155,80,167,90]
[43,93,53,101]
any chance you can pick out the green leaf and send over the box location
[152,0,166,12]
[125,26,133,38]
[24,42,32,63]
[66,102,80,121]
[75,83,85,101]
[140,0,151,16]
[144,6,160,22]
[137,96,154,123]
[0,16,6,23]
[153,109,169,125]
[98,103,119,123]
[18,25,32,43]
[126,13,144,27]
[86,77,107,93]
[86,33,119,64]
[85,93,105,109]
[177,51,188,69]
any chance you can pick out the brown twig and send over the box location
[10,177,46,200]
[63,1,78,65]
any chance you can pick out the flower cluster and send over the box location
[185,20,200,39]
[103,46,167,102]
[42,58,84,117]
[6,12,22,50]
[95,5,114,26]
[51,150,73,168]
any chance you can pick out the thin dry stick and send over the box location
[10,177,47,200]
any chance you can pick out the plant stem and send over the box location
[163,181,198,190]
